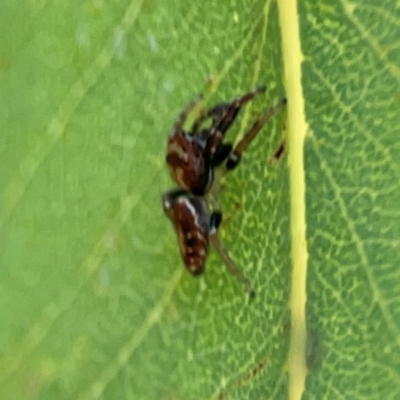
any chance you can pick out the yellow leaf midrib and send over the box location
[278,0,309,399]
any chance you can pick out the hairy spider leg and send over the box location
[191,86,266,136]
[206,86,267,167]
[173,93,203,132]
[226,97,287,170]
[203,128,223,161]
[215,86,266,135]
[210,142,233,167]
[190,86,268,167]
[271,138,286,162]
[191,103,233,134]
[209,211,255,298]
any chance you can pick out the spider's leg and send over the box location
[210,143,232,167]
[270,138,286,163]
[203,128,223,158]
[173,93,203,132]
[226,97,287,170]
[215,86,266,135]
[209,211,255,298]
[191,103,232,136]
[192,86,266,136]
[195,127,227,166]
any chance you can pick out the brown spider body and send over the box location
[166,131,213,196]
[162,86,287,296]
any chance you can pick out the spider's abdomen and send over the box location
[166,132,212,196]
[162,192,209,275]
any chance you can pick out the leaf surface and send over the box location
[0,0,399,399]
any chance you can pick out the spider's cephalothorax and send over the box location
[166,86,269,195]
[166,130,214,196]
[163,86,287,296]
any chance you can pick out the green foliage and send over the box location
[0,0,399,399]
[301,1,400,398]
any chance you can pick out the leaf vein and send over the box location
[0,0,145,230]
[308,60,400,178]
[76,269,182,400]
[311,137,400,344]
[341,0,400,81]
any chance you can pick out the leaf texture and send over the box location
[0,0,399,399]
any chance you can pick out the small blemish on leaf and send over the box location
[76,25,89,50]
[213,357,269,399]
[91,0,104,13]
[114,28,126,59]
[147,32,159,53]
[99,266,110,286]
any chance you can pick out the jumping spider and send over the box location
[162,86,286,297]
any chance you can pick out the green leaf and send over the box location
[300,1,400,398]
[0,0,399,399]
